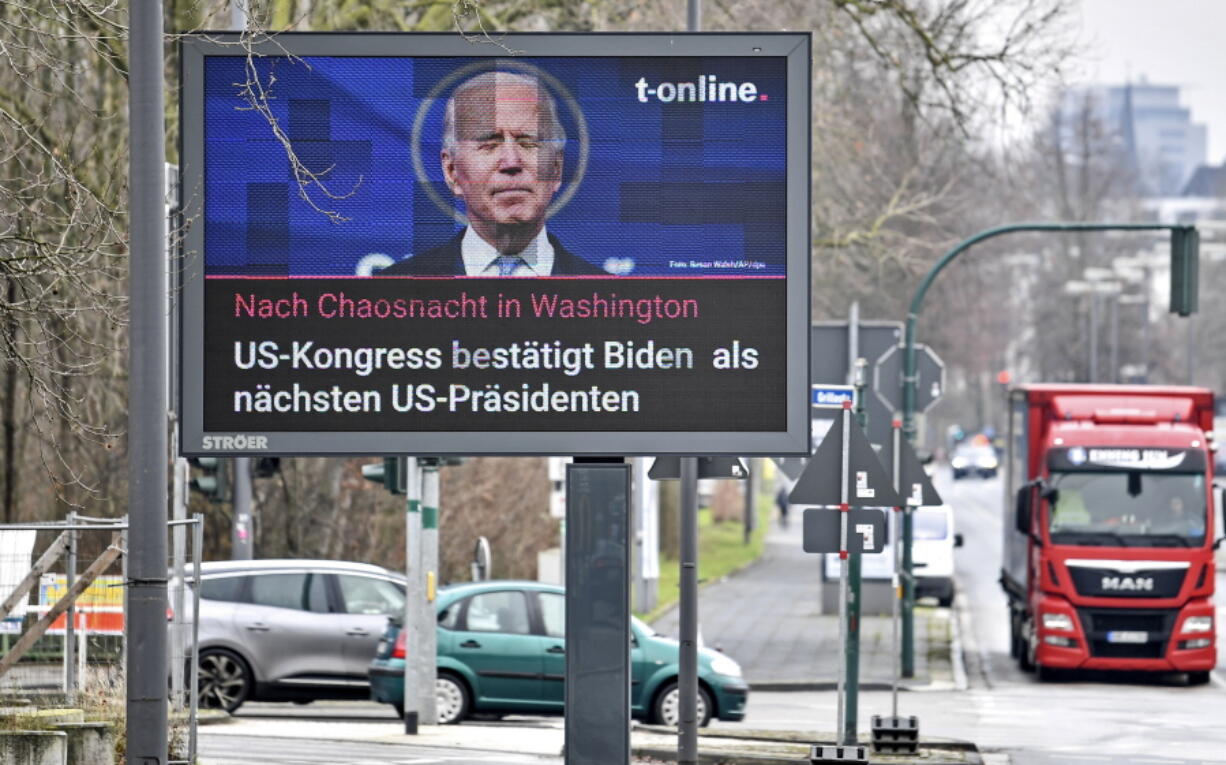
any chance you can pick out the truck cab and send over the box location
[1002,385,1219,683]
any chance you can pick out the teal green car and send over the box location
[369,581,748,726]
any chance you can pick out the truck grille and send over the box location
[1067,566,1186,599]
[1077,608,1174,659]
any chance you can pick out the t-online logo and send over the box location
[635,76,764,104]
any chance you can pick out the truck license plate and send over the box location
[1106,630,1148,644]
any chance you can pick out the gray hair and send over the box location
[441,71,566,156]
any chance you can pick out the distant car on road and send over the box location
[950,442,999,479]
[912,504,963,607]
[368,580,748,726]
[191,559,405,712]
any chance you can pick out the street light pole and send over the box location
[900,221,1195,675]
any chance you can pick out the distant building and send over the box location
[1181,163,1226,197]
[1061,80,1208,197]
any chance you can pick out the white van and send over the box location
[912,504,962,607]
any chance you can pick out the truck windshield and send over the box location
[1046,471,1207,547]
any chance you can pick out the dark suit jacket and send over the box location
[378,231,606,276]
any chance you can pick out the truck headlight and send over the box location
[1182,616,1212,633]
[951,457,969,469]
[976,456,998,470]
[710,656,742,677]
[1042,612,1074,631]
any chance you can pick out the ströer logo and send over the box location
[635,76,764,103]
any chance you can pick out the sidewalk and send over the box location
[200,716,983,765]
[650,514,958,691]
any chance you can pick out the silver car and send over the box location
[192,559,405,712]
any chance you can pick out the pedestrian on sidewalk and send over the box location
[775,484,790,529]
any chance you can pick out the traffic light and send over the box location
[362,457,405,495]
[188,457,229,503]
[1170,226,1199,317]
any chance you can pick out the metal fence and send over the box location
[0,514,203,764]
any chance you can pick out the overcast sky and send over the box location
[1073,0,1226,163]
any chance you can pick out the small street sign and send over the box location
[812,385,856,409]
[788,412,901,508]
[803,508,888,554]
[873,344,945,414]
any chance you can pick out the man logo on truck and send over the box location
[1101,575,1154,592]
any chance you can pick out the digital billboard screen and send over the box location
[179,33,810,456]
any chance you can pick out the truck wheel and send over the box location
[1008,614,1021,660]
[1018,620,1035,672]
[1187,671,1210,686]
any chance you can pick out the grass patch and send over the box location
[635,493,773,623]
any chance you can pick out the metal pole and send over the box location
[1109,294,1119,383]
[189,515,203,765]
[844,358,867,742]
[1185,314,1195,385]
[890,423,901,716]
[65,511,77,699]
[899,222,1185,677]
[678,456,699,765]
[403,458,421,734]
[1089,293,1099,383]
[231,458,254,560]
[127,0,169,759]
[170,430,188,711]
[743,459,756,545]
[679,4,700,762]
[837,405,851,743]
[420,464,440,725]
[1142,267,1152,383]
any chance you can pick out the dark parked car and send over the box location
[191,559,405,712]
[369,581,748,726]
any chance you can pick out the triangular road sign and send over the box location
[788,411,901,507]
[896,434,942,507]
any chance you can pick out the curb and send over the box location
[747,679,956,693]
[633,744,805,764]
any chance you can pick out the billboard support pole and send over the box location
[420,463,440,725]
[403,457,421,734]
[126,0,169,760]
[678,456,699,765]
[678,7,701,765]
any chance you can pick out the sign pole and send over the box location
[836,402,851,743]
[891,422,902,714]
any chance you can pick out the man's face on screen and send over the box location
[442,81,563,239]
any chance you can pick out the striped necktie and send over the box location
[494,254,524,276]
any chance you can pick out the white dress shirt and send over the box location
[460,227,555,276]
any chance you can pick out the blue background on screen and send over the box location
[202,56,788,276]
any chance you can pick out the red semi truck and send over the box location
[1002,384,1218,683]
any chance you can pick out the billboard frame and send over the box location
[178,32,811,457]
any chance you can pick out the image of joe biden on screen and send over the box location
[380,70,607,277]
